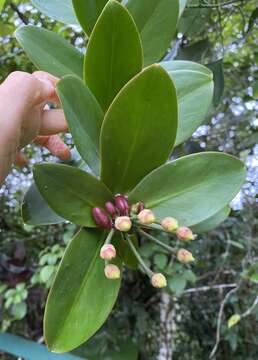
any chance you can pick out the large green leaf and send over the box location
[34,164,113,227]
[45,228,122,352]
[101,64,178,194]
[0,0,6,11]
[129,152,246,227]
[21,182,64,226]
[15,26,83,78]
[73,0,121,35]
[84,0,143,112]
[31,0,78,25]
[126,0,179,66]
[160,60,214,145]
[192,206,231,233]
[57,76,103,176]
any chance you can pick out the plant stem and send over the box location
[138,229,177,254]
[104,228,115,245]
[134,222,177,238]
[126,235,153,277]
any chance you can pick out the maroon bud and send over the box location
[115,195,130,215]
[138,201,145,212]
[92,207,112,229]
[105,201,116,217]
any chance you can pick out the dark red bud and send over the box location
[105,201,116,217]
[138,201,145,213]
[92,207,112,229]
[115,195,130,215]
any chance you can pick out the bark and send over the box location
[157,292,174,360]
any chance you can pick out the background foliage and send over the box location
[0,0,257,359]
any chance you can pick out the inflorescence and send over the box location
[92,195,196,288]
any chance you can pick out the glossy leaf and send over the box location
[160,60,214,145]
[0,0,6,11]
[73,0,121,35]
[15,26,83,78]
[207,59,224,107]
[84,0,143,112]
[179,0,187,17]
[44,228,122,352]
[31,0,78,25]
[34,164,113,227]
[57,76,103,175]
[126,0,179,65]
[129,152,246,227]
[101,65,178,194]
[22,182,64,226]
[192,206,231,233]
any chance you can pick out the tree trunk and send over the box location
[157,292,174,360]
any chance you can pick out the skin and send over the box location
[0,71,71,185]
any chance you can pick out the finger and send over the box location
[33,71,60,104]
[39,109,69,135]
[35,135,71,161]
[1,71,55,107]
[14,152,28,168]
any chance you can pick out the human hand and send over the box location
[0,71,71,185]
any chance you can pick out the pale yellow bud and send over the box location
[115,216,132,232]
[104,264,120,279]
[138,209,156,225]
[151,273,167,288]
[177,249,195,264]
[161,217,178,232]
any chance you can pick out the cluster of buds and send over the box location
[92,195,196,287]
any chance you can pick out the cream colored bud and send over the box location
[176,226,196,241]
[161,217,178,232]
[100,244,116,260]
[104,264,120,279]
[151,273,167,288]
[115,216,132,232]
[138,209,156,225]
[177,249,195,264]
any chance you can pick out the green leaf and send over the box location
[0,333,82,359]
[192,206,231,233]
[72,0,121,35]
[0,0,6,11]
[126,0,179,65]
[160,60,214,145]
[57,76,103,175]
[207,59,224,107]
[34,164,113,227]
[11,302,27,320]
[101,64,178,194]
[228,314,241,329]
[15,26,83,78]
[179,0,187,17]
[22,182,64,226]
[129,152,246,227]
[31,0,78,25]
[44,228,122,352]
[84,0,143,112]
[154,254,167,270]
[168,275,186,295]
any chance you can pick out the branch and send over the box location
[10,3,28,25]
[209,285,240,359]
[183,283,237,294]
[187,0,245,8]
[241,295,258,318]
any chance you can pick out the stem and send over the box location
[134,222,177,238]
[104,228,115,245]
[138,229,177,254]
[126,235,153,277]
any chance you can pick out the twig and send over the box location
[187,0,244,8]
[209,285,240,359]
[241,295,258,318]
[10,3,29,25]
[183,283,237,294]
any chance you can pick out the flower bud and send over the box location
[115,195,130,215]
[105,201,116,217]
[131,201,145,215]
[138,209,156,225]
[100,244,116,260]
[161,217,178,232]
[104,264,120,279]
[115,216,132,232]
[176,226,196,241]
[151,273,167,288]
[177,249,195,264]
[92,207,112,229]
